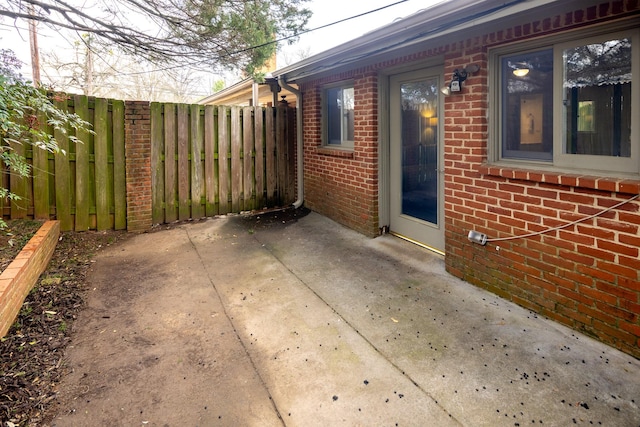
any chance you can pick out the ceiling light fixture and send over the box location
[513,68,530,77]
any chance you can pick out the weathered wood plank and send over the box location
[53,99,72,231]
[9,139,27,219]
[32,110,50,219]
[243,106,254,211]
[164,104,177,222]
[218,106,230,215]
[254,108,265,209]
[112,99,126,230]
[0,163,6,218]
[73,94,91,231]
[276,104,288,205]
[150,103,165,224]
[190,104,204,219]
[94,98,111,231]
[265,107,276,204]
[230,107,242,212]
[2,100,295,228]
[177,104,190,220]
[204,105,217,216]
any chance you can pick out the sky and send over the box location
[0,0,444,98]
[279,0,444,66]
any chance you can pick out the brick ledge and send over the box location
[315,147,355,159]
[479,165,640,195]
[0,220,60,337]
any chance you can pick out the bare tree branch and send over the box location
[1,0,312,74]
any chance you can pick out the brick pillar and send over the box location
[125,101,152,232]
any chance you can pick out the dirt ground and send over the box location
[0,208,307,426]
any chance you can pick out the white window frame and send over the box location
[322,82,355,149]
[491,25,640,177]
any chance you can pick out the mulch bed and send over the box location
[0,221,129,426]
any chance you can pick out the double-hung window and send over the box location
[494,26,639,176]
[324,83,354,148]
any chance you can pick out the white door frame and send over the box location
[379,65,445,254]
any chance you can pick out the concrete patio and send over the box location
[52,210,640,426]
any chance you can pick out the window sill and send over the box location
[316,146,354,159]
[479,164,640,195]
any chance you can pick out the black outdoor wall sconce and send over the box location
[441,64,480,95]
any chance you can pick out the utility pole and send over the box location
[28,6,41,87]
[84,35,94,95]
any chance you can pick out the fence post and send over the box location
[124,101,153,232]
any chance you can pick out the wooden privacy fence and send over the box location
[0,95,127,231]
[150,103,296,224]
[1,95,296,231]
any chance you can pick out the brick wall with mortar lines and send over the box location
[124,101,153,232]
[299,0,640,357]
[301,71,380,237]
[440,1,640,357]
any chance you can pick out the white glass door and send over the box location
[389,68,444,253]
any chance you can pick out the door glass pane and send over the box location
[400,79,439,224]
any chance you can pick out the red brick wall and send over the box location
[124,101,153,232]
[301,71,380,237]
[440,1,640,357]
[299,1,640,357]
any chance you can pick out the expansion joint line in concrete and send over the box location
[184,228,288,427]
[251,233,462,425]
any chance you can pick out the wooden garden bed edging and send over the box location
[0,220,60,337]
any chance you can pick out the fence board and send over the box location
[254,108,265,209]
[151,103,165,224]
[218,106,230,215]
[164,104,177,222]
[112,100,126,230]
[177,104,190,220]
[74,95,91,231]
[53,99,72,231]
[204,105,217,216]
[94,98,111,230]
[190,104,204,219]
[265,108,276,204]
[243,107,254,211]
[9,140,27,219]
[230,107,242,212]
[0,168,4,218]
[3,98,297,230]
[32,110,50,219]
[276,103,289,206]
